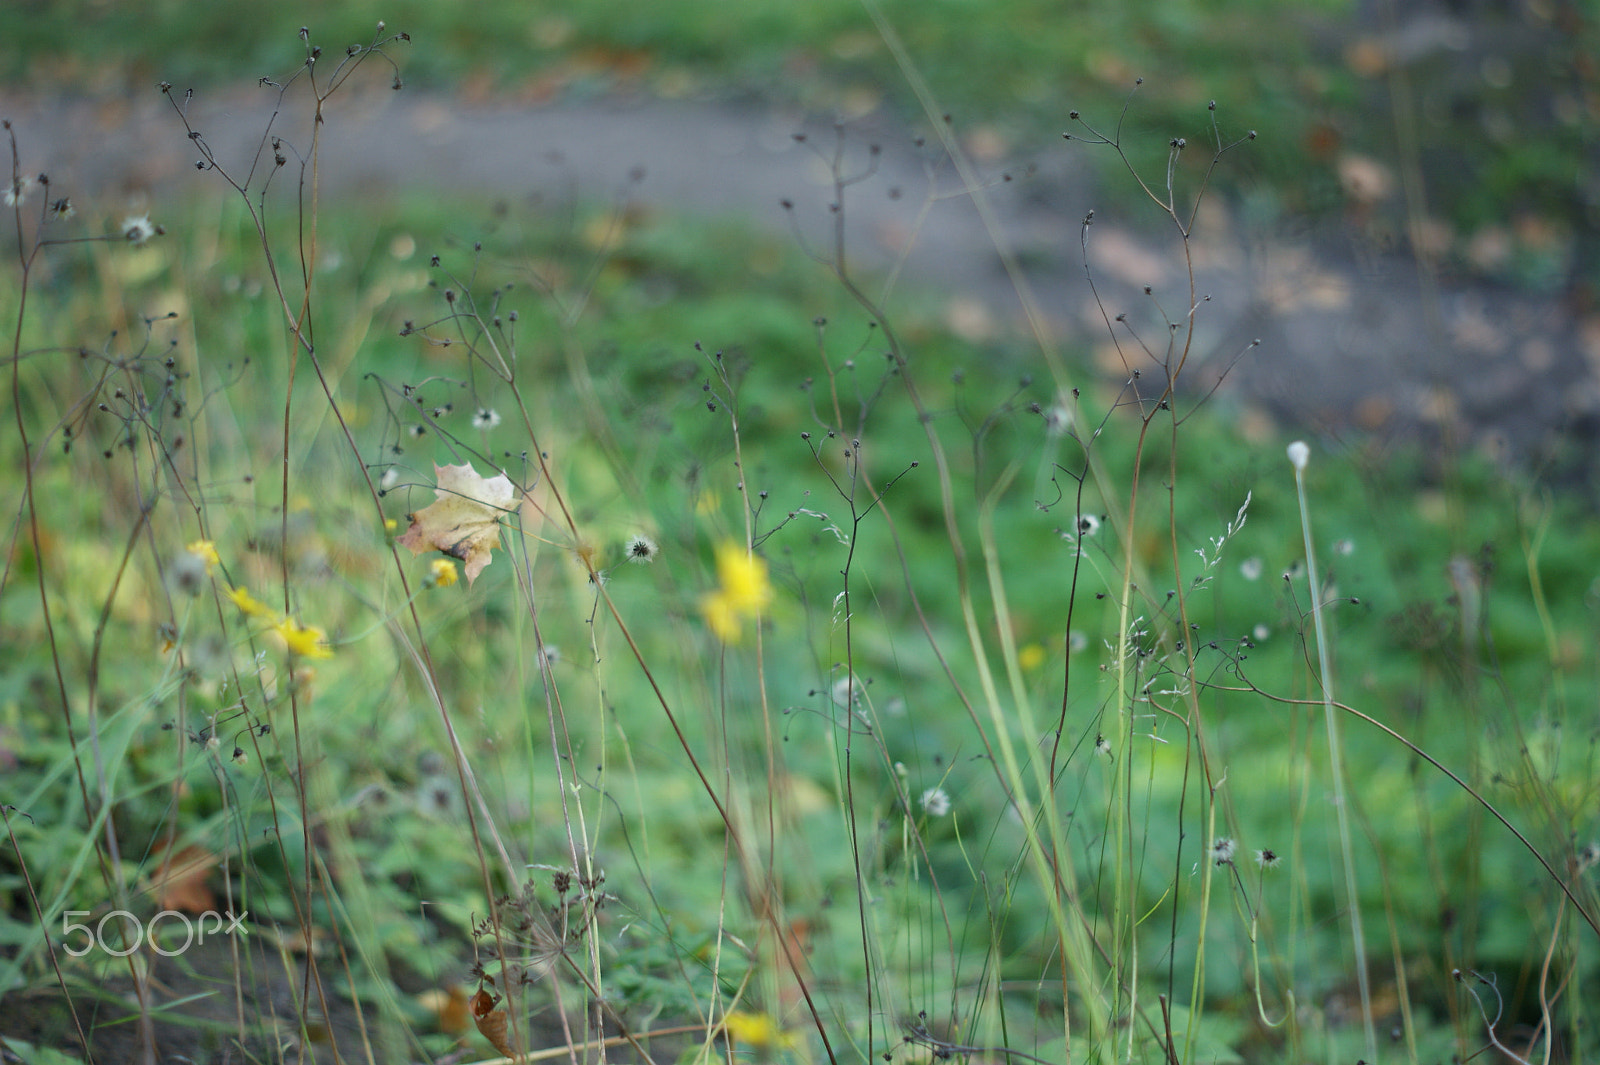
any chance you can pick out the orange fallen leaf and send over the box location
[416,986,472,1036]
[396,463,519,585]
[145,843,218,915]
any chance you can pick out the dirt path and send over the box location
[5,83,1597,484]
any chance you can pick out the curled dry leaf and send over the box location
[471,986,515,1058]
[396,463,518,585]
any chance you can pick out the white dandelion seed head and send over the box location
[830,673,863,709]
[1064,513,1102,542]
[4,175,33,207]
[473,407,501,429]
[1252,623,1271,642]
[168,548,209,598]
[121,213,157,245]
[414,773,461,820]
[1094,734,1113,757]
[624,534,658,564]
[1287,440,1310,471]
[1240,556,1263,581]
[920,787,951,818]
[536,644,561,669]
[1334,538,1354,556]
[1254,848,1281,870]
[1044,403,1073,437]
[1211,836,1236,864]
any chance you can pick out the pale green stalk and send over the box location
[1289,441,1377,1061]
[975,493,1111,1062]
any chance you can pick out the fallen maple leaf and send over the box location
[396,463,518,585]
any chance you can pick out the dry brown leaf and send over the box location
[396,463,518,585]
[145,843,218,914]
[416,986,472,1036]
[471,987,516,1058]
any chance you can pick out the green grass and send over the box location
[3,35,1599,1065]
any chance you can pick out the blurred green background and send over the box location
[7,0,1597,293]
[4,4,1600,1060]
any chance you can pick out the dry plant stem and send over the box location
[1532,900,1567,1065]
[1079,118,1254,1062]
[806,350,964,1009]
[808,87,1111,1065]
[499,369,835,1054]
[5,124,157,1065]
[591,586,840,1065]
[858,21,1253,1059]
[703,350,798,1037]
[169,40,537,1058]
[167,80,347,1063]
[832,192,1108,1065]
[1204,679,1600,939]
[1456,970,1533,1065]
[4,806,95,1062]
[484,326,835,1053]
[469,1023,707,1065]
[860,0,1074,390]
[457,332,827,1045]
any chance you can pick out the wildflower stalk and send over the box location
[1289,441,1377,1060]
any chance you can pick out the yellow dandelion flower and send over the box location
[715,542,771,613]
[723,1011,796,1050]
[226,585,276,618]
[699,542,773,643]
[429,558,459,587]
[700,590,742,643]
[273,617,334,659]
[185,539,220,572]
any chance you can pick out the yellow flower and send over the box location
[185,539,220,572]
[700,591,742,643]
[273,617,334,659]
[716,542,772,613]
[226,585,275,618]
[1018,643,1046,672]
[429,558,459,587]
[699,542,773,644]
[723,1011,795,1050]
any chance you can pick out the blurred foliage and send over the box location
[5,0,1597,291]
